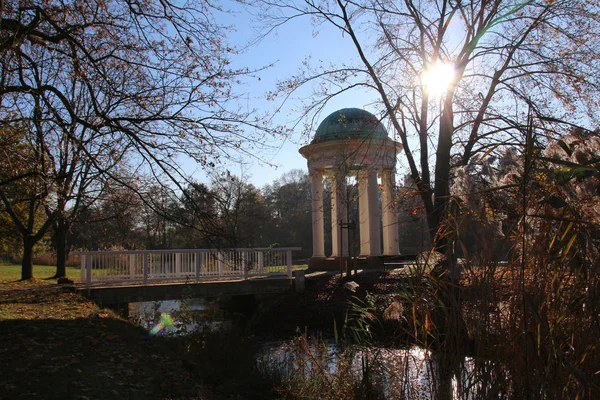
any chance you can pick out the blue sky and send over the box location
[190,3,381,188]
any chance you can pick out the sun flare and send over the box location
[421,63,456,96]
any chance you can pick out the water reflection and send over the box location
[129,298,214,335]
[261,339,437,398]
[261,339,481,399]
[129,300,477,399]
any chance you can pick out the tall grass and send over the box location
[263,334,389,399]
[267,240,598,399]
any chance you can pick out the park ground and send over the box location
[0,272,204,399]
[0,263,353,399]
[0,263,250,399]
[0,262,410,399]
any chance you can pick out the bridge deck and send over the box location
[76,275,296,304]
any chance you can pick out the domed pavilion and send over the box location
[299,108,403,270]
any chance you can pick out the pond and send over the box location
[128,298,482,399]
[261,339,442,399]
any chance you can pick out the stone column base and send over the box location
[308,256,385,271]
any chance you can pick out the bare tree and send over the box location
[251,3,600,397]
[210,171,267,248]
[1,0,284,279]
[0,123,53,279]
[254,0,600,277]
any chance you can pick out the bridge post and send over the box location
[195,253,201,281]
[258,252,264,274]
[287,250,293,277]
[129,254,136,278]
[242,251,248,280]
[218,253,224,276]
[175,253,181,275]
[80,255,86,283]
[143,254,149,285]
[85,255,92,285]
[293,270,305,293]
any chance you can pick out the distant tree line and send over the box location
[0,168,315,265]
[0,162,444,271]
[66,169,315,256]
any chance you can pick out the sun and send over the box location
[420,62,456,96]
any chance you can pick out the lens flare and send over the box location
[147,312,175,337]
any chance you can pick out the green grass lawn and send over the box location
[0,262,81,285]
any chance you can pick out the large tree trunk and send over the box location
[432,93,465,283]
[21,235,35,280]
[53,219,69,279]
[433,278,468,400]
[429,92,468,400]
[432,95,454,244]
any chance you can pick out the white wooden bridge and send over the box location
[74,247,301,287]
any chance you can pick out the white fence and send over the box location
[73,248,301,286]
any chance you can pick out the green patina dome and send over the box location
[311,108,388,144]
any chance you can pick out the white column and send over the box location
[367,169,381,256]
[382,169,400,255]
[331,173,349,257]
[310,171,325,258]
[357,170,370,256]
[329,176,338,257]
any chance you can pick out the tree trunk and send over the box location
[434,282,467,400]
[436,353,455,400]
[53,219,69,279]
[430,92,468,400]
[21,235,35,280]
[432,95,455,247]
[431,90,469,279]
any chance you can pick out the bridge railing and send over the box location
[72,248,301,286]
